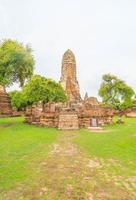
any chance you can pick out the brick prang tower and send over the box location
[60,49,81,102]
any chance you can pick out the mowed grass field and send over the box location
[0,116,136,199]
[75,117,136,176]
[0,117,59,190]
[75,117,136,198]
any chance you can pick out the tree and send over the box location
[0,39,34,87]
[9,90,28,111]
[99,74,135,122]
[23,75,67,108]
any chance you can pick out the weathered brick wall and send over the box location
[58,112,79,130]
[125,107,136,117]
[25,102,113,129]
[25,105,42,124]
[0,86,12,116]
[39,113,59,128]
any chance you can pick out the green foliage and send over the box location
[23,75,67,104]
[9,90,28,111]
[99,74,135,111]
[9,75,67,109]
[0,39,34,87]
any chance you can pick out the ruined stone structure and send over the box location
[0,85,12,117]
[124,99,136,117]
[25,50,113,129]
[60,49,81,102]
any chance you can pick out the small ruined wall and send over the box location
[78,114,113,128]
[124,107,136,118]
[25,101,114,129]
[25,105,59,128]
[39,113,59,128]
[0,91,12,116]
[58,112,79,130]
[126,111,136,118]
[25,105,42,124]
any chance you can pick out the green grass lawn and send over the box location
[75,117,136,177]
[0,117,59,191]
[0,117,136,199]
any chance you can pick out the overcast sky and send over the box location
[0,0,136,98]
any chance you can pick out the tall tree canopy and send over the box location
[0,39,34,87]
[99,74,135,112]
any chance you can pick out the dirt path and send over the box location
[2,131,135,200]
[29,131,133,200]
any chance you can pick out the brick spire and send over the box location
[60,49,81,102]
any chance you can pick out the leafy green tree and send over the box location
[23,75,67,108]
[9,90,28,111]
[99,74,135,122]
[0,39,34,87]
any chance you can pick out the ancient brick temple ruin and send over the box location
[60,50,81,102]
[0,85,12,117]
[25,49,113,129]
